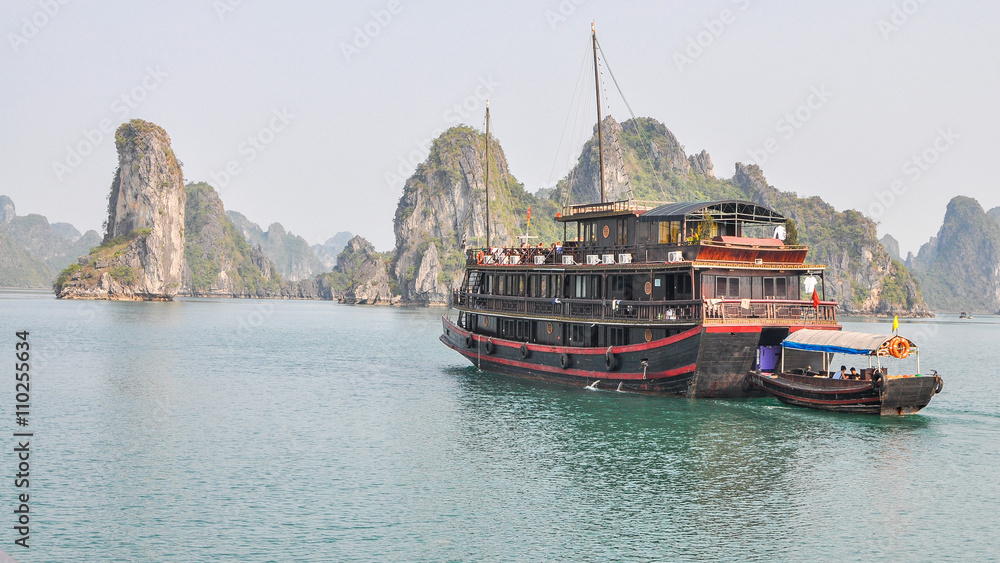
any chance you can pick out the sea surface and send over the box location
[0,290,998,562]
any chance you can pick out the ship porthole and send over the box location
[644,281,652,295]
[602,225,610,239]
[644,329,653,342]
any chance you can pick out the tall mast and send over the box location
[592,22,606,204]
[484,99,491,248]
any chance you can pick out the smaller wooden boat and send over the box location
[746,329,943,415]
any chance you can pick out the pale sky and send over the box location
[2,1,997,256]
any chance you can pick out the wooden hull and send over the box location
[441,316,765,397]
[747,371,942,415]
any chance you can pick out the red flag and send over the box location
[526,206,531,230]
[812,290,820,308]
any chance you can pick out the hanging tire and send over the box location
[464,334,473,348]
[872,372,885,390]
[560,353,571,369]
[935,377,944,394]
[520,343,529,359]
[741,374,753,393]
[605,350,617,371]
[485,338,495,355]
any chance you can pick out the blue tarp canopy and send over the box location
[782,329,916,356]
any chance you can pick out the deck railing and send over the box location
[451,291,838,326]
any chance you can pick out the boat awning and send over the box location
[781,329,917,356]
[637,200,785,224]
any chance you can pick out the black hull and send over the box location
[747,371,941,415]
[442,316,763,397]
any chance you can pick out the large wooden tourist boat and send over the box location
[440,25,840,397]
[745,329,943,415]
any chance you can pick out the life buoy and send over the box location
[560,353,571,369]
[934,377,943,394]
[485,338,495,355]
[476,251,485,265]
[464,334,473,348]
[872,372,885,390]
[520,343,529,359]
[605,348,617,371]
[889,337,910,359]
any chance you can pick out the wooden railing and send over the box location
[452,291,838,326]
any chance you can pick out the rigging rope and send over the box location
[596,38,666,201]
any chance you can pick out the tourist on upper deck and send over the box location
[831,365,846,379]
[773,224,786,241]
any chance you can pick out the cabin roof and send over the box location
[638,200,785,224]
[782,329,917,356]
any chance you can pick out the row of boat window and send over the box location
[459,312,681,347]
[474,272,694,301]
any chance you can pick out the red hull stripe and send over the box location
[441,335,695,381]
[704,325,762,333]
[443,316,700,355]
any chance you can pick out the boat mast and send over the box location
[592,22,606,204]
[484,99,491,248]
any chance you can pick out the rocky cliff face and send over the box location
[733,163,930,316]
[907,196,1000,313]
[183,182,285,297]
[0,196,15,225]
[56,119,186,300]
[558,116,739,205]
[313,231,354,269]
[225,211,324,281]
[880,234,902,262]
[326,235,396,305]
[988,206,1000,225]
[393,126,532,305]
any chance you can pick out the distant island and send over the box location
[1,117,997,314]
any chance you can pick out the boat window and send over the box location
[763,277,787,299]
[617,218,628,245]
[607,326,626,346]
[716,276,740,298]
[658,221,681,244]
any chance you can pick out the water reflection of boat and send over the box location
[746,329,943,415]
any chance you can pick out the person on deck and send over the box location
[849,367,859,379]
[831,365,846,379]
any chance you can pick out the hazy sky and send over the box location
[2,1,997,256]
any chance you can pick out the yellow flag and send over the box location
[892,315,899,332]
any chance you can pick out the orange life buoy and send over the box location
[889,337,910,359]
[476,251,485,265]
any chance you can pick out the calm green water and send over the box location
[0,291,997,561]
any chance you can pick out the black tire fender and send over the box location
[520,343,529,359]
[560,352,571,369]
[464,334,473,348]
[935,377,943,394]
[872,372,885,390]
[604,349,617,371]
[485,338,495,355]
[741,374,753,394]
